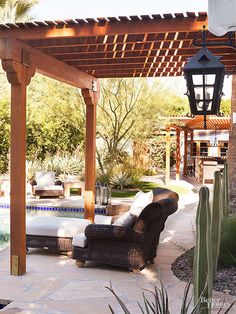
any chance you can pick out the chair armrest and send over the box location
[85,224,145,243]
[106,204,131,216]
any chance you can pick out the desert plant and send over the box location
[42,154,84,179]
[106,280,233,314]
[218,216,236,268]
[26,160,42,182]
[109,171,132,190]
[211,171,223,278]
[221,163,231,218]
[193,186,212,313]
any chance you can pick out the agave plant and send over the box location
[109,171,132,190]
[106,281,235,314]
[26,159,42,182]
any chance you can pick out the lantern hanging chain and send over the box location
[193,25,236,50]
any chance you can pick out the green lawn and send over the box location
[111,181,190,198]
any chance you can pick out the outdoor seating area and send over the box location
[0,1,236,313]
[73,187,179,272]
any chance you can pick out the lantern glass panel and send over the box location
[195,100,213,112]
[205,74,216,85]
[194,86,214,100]
[192,74,203,85]
[192,74,216,85]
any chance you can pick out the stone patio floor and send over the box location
[0,179,235,313]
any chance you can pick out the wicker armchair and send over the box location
[72,187,179,272]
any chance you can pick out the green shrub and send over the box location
[218,216,236,268]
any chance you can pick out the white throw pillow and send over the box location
[36,171,55,186]
[129,190,153,217]
[112,211,136,227]
[94,215,113,225]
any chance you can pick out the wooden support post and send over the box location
[183,128,188,177]
[82,88,99,222]
[228,75,236,213]
[190,129,194,157]
[176,128,181,180]
[2,59,35,275]
[165,127,171,182]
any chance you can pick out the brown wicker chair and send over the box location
[72,187,179,272]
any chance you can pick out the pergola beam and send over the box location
[0,38,98,89]
[0,17,208,41]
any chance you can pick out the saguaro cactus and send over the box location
[194,186,212,312]
[194,170,224,313]
[211,171,222,278]
[221,163,230,217]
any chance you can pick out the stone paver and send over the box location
[0,179,235,313]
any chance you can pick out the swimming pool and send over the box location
[0,204,106,250]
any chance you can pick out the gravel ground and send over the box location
[171,248,236,296]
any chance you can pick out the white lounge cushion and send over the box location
[112,211,136,227]
[94,215,112,225]
[26,216,91,238]
[33,185,63,191]
[129,190,153,216]
[72,233,87,247]
[35,171,55,186]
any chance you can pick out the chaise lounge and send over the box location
[31,171,64,198]
[72,187,179,272]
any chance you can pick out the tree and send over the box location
[96,78,189,175]
[27,75,85,160]
[0,0,38,23]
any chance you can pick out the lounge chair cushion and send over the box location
[26,216,91,238]
[72,233,87,247]
[33,185,63,191]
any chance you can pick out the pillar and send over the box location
[82,88,99,222]
[175,128,181,180]
[228,75,236,212]
[165,127,171,182]
[183,128,188,177]
[2,59,35,275]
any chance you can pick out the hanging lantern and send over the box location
[184,47,225,129]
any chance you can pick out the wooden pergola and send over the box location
[162,115,231,181]
[0,12,235,275]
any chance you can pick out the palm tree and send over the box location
[0,0,38,23]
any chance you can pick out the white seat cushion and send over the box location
[26,216,91,238]
[33,185,63,191]
[72,233,87,247]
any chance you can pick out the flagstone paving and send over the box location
[0,180,235,313]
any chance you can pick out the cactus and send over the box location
[194,186,212,312]
[221,163,231,218]
[211,171,222,279]
[194,170,225,313]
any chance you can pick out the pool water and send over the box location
[0,215,10,250]
[0,208,95,250]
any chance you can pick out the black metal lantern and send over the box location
[184,47,225,129]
